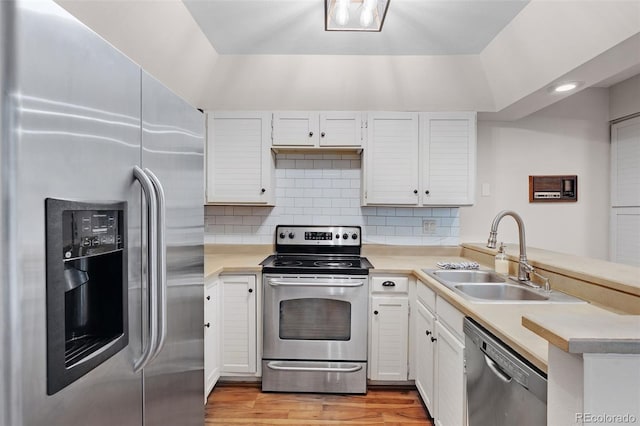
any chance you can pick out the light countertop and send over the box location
[204,243,640,372]
[522,312,640,354]
[462,243,640,297]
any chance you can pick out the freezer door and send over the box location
[16,2,143,425]
[141,71,205,426]
[1,3,20,426]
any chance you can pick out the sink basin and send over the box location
[422,268,586,304]
[429,270,505,284]
[454,284,549,301]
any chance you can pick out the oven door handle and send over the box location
[266,362,363,373]
[267,279,365,288]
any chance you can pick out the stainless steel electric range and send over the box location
[260,225,373,394]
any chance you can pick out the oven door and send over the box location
[262,274,368,361]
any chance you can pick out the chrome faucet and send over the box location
[486,210,533,282]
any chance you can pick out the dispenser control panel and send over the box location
[62,209,124,259]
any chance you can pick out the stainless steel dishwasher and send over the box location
[464,318,547,426]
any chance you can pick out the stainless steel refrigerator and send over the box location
[0,1,205,425]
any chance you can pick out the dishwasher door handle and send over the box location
[484,354,512,383]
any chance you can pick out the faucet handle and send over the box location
[530,269,551,293]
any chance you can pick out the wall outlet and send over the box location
[422,219,437,235]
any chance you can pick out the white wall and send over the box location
[460,88,611,259]
[482,1,640,112]
[609,74,640,121]
[200,55,493,112]
[56,0,219,107]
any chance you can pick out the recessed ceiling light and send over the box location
[549,81,582,93]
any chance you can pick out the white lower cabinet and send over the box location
[414,300,436,415]
[369,275,410,381]
[220,274,257,374]
[370,296,409,381]
[411,282,466,424]
[204,278,220,400]
[434,320,465,426]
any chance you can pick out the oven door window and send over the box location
[279,298,351,341]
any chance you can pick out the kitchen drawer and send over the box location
[436,297,464,340]
[371,276,409,293]
[416,280,436,312]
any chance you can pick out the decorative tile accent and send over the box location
[205,154,460,245]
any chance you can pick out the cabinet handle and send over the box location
[261,188,266,193]
[373,310,379,315]
[206,295,210,300]
[426,330,431,336]
[382,281,396,287]
[431,336,437,342]
[321,132,326,138]
[248,288,254,293]
[413,189,418,194]
[308,131,314,137]
[204,323,210,328]
[425,190,430,195]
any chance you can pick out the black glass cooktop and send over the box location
[260,255,373,275]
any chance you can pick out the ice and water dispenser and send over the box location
[45,198,128,394]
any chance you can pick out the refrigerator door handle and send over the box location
[144,168,167,362]
[133,166,159,373]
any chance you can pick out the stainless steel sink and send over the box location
[429,270,505,284]
[422,268,586,304]
[454,283,548,301]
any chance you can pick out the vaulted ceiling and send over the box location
[56,0,640,119]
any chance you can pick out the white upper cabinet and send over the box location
[362,111,476,206]
[272,112,318,146]
[206,112,275,205]
[421,112,476,205]
[364,112,420,205]
[319,112,363,147]
[272,111,363,148]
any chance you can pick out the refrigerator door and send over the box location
[16,2,143,425]
[1,3,20,425]
[140,71,205,426]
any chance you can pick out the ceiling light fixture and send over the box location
[325,0,390,32]
[549,81,582,93]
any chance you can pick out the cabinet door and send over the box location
[415,301,436,416]
[364,112,420,205]
[319,112,362,147]
[204,281,220,399]
[369,296,409,381]
[421,112,476,205]
[434,322,465,426]
[221,275,257,374]
[272,112,319,146]
[611,116,640,207]
[610,207,640,266]
[206,112,273,204]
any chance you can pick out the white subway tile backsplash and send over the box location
[433,208,451,217]
[331,199,350,208]
[313,198,331,208]
[205,153,460,246]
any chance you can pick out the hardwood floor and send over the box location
[205,384,434,425]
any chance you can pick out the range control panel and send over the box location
[275,225,361,246]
